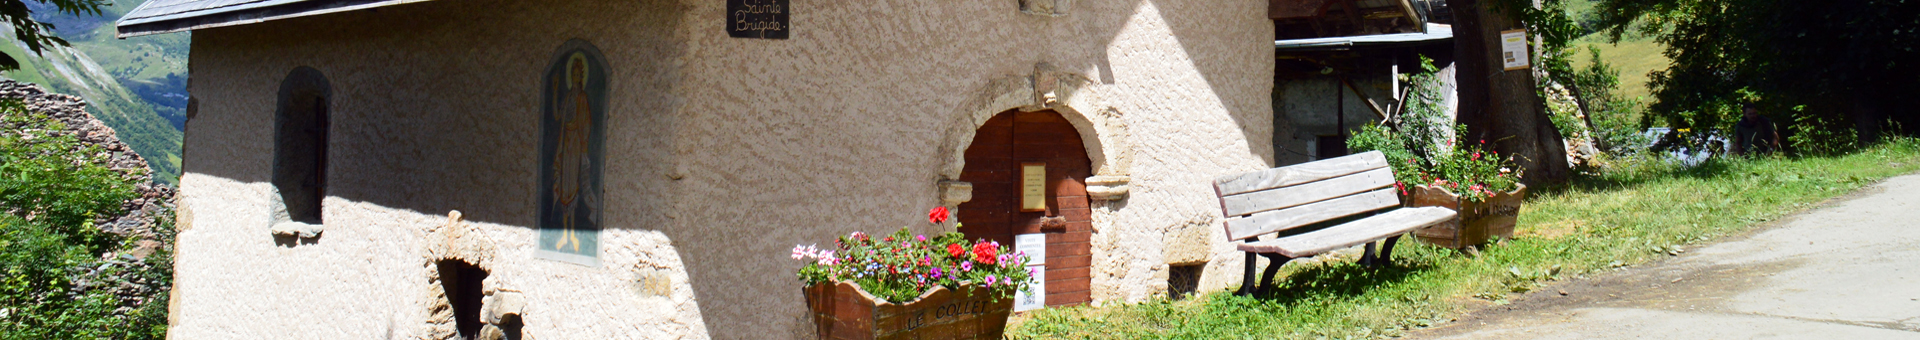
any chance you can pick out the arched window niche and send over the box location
[268,66,330,239]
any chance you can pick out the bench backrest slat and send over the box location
[1222,188,1401,241]
[1219,167,1395,217]
[1213,151,1388,197]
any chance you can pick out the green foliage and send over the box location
[1352,57,1521,202]
[1009,138,1920,340]
[1788,107,1857,156]
[2,0,188,184]
[0,100,170,339]
[0,100,133,231]
[1544,45,1655,155]
[1586,0,1920,145]
[794,209,1034,303]
[0,0,111,71]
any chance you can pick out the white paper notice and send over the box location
[1014,265,1047,311]
[1500,29,1530,70]
[1014,233,1046,265]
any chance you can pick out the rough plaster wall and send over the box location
[176,0,1271,338]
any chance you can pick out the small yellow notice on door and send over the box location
[1021,162,1047,212]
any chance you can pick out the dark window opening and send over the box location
[1316,135,1350,160]
[437,260,489,340]
[1168,263,1204,300]
[273,67,330,224]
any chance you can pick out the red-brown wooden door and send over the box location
[957,110,1093,307]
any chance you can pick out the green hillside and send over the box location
[1570,33,1668,106]
[6,0,187,184]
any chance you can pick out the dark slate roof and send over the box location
[115,0,429,37]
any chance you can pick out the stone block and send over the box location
[1085,176,1129,201]
[1019,0,1072,16]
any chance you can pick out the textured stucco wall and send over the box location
[175,0,1272,338]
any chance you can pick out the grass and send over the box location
[1005,139,1920,339]
[1569,32,1668,111]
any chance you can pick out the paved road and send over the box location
[1413,174,1920,339]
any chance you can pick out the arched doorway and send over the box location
[957,109,1093,307]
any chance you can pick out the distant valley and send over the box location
[7,0,186,184]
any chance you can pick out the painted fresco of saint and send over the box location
[552,53,595,251]
[538,43,606,263]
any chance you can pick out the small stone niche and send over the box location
[436,259,489,339]
[1167,263,1204,300]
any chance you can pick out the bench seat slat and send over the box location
[1220,167,1395,217]
[1213,151,1389,196]
[1234,207,1458,257]
[1222,188,1400,241]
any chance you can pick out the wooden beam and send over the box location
[1341,77,1393,124]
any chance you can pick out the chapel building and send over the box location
[108,0,1417,338]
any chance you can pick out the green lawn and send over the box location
[1006,139,1920,339]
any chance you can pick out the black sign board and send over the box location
[727,0,789,39]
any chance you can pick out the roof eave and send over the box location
[115,0,432,38]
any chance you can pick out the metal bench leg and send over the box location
[1361,241,1379,266]
[1236,237,1260,296]
[1359,235,1406,267]
[1255,253,1292,296]
[1377,235,1402,264]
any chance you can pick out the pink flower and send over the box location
[816,251,837,265]
[915,235,927,242]
[961,261,974,272]
[985,275,998,286]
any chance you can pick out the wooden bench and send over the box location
[1211,151,1458,296]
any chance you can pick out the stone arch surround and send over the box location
[937,64,1131,183]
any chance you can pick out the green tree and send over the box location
[0,0,109,71]
[1588,0,1920,147]
[0,100,170,339]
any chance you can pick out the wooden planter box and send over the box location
[804,281,1013,340]
[1405,184,1527,249]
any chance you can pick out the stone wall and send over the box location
[175,0,1273,338]
[0,79,174,238]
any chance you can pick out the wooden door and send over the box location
[957,110,1094,307]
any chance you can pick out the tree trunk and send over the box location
[1448,0,1570,185]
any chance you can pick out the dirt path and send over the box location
[1410,174,1920,339]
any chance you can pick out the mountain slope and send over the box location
[6,0,187,184]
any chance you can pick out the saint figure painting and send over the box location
[536,41,608,264]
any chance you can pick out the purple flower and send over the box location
[985,275,997,286]
[961,261,973,272]
[930,267,944,279]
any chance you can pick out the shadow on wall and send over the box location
[182,0,1272,338]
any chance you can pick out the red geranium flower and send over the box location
[971,242,998,265]
[946,243,966,258]
[928,207,950,224]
